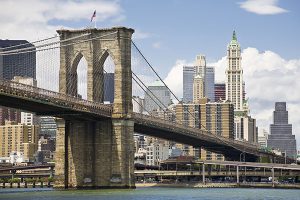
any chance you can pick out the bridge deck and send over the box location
[0,79,276,160]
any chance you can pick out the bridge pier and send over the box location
[54,118,134,189]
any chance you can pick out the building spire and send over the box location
[232,30,237,41]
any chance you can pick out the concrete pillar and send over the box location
[236,165,239,185]
[202,163,205,184]
[272,167,275,187]
[111,119,135,188]
[50,166,54,178]
[54,118,68,188]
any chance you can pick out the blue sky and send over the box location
[1,0,300,149]
[115,0,300,76]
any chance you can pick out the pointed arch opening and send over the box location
[97,50,116,104]
[70,52,88,100]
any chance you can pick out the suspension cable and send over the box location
[0,35,59,50]
[0,33,91,54]
[0,31,118,56]
[132,75,166,113]
[131,71,177,120]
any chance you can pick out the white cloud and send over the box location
[239,0,288,15]
[133,29,151,40]
[152,42,161,49]
[0,0,123,41]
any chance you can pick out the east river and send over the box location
[1,187,300,200]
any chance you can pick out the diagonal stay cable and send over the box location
[0,35,59,51]
[131,40,256,154]
[131,71,177,120]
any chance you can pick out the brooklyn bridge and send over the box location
[0,27,282,189]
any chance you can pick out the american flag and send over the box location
[90,10,96,22]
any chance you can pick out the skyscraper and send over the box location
[0,40,36,80]
[0,40,36,125]
[144,80,171,112]
[183,55,215,102]
[193,74,204,103]
[206,66,215,101]
[267,102,297,159]
[183,66,194,103]
[225,31,244,111]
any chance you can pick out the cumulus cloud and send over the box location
[0,0,123,41]
[133,29,151,40]
[152,42,162,49]
[239,0,288,15]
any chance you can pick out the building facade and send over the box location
[234,115,258,143]
[0,121,39,161]
[144,80,171,112]
[206,66,215,101]
[175,99,234,160]
[183,66,195,103]
[146,141,169,166]
[215,83,226,102]
[132,96,144,114]
[267,102,297,159]
[193,74,205,103]
[39,116,57,137]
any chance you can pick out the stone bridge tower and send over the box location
[55,27,135,189]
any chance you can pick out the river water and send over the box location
[0,187,300,200]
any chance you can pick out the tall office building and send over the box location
[267,102,297,159]
[224,31,256,143]
[183,55,215,102]
[144,80,171,112]
[193,74,205,103]
[234,115,257,143]
[183,66,195,103]
[40,116,57,137]
[206,66,215,101]
[215,83,226,101]
[104,73,114,103]
[0,40,36,125]
[225,31,244,111]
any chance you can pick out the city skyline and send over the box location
[0,0,299,148]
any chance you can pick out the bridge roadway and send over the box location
[0,79,276,161]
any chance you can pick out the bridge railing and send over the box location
[0,78,113,117]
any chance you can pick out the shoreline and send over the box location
[136,182,300,189]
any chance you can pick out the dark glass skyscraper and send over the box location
[104,73,114,103]
[267,102,297,159]
[0,40,36,124]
